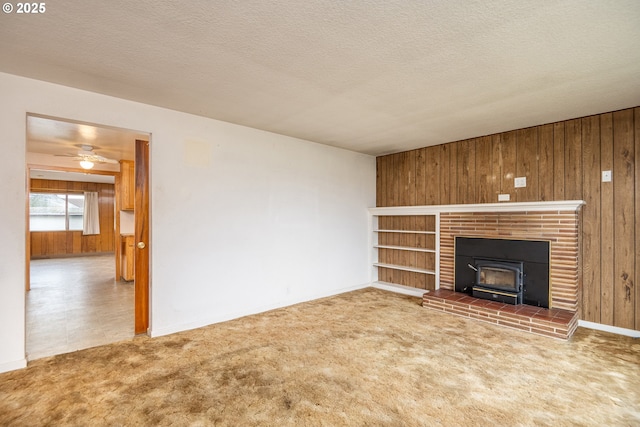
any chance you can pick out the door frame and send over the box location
[134,139,150,334]
[25,119,151,342]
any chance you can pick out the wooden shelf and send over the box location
[373,262,435,275]
[374,245,435,253]
[371,213,439,291]
[374,229,436,234]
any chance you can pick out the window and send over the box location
[29,193,85,231]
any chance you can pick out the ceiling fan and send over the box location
[56,144,119,170]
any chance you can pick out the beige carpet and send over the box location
[1,288,639,426]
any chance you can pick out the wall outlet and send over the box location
[498,194,510,202]
[514,177,527,188]
[602,170,612,182]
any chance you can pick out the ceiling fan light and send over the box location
[80,160,94,170]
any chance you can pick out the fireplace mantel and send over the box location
[369,200,584,216]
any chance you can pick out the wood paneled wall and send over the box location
[30,179,115,258]
[376,106,639,331]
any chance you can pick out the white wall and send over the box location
[0,72,376,372]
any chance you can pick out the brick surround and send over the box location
[439,210,580,312]
[420,208,582,338]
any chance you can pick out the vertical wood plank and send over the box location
[393,153,404,206]
[377,216,390,283]
[386,154,396,207]
[456,139,475,203]
[600,112,615,325]
[581,115,601,322]
[439,144,452,204]
[407,216,417,287]
[475,136,493,203]
[392,217,402,285]
[376,157,385,207]
[400,151,411,206]
[553,122,565,200]
[399,216,411,285]
[31,233,42,257]
[415,148,427,206]
[45,233,54,256]
[407,150,417,206]
[425,146,440,205]
[491,134,503,197]
[500,131,517,197]
[564,119,582,200]
[515,127,539,202]
[613,109,635,329]
[538,124,554,201]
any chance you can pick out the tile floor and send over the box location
[27,254,134,361]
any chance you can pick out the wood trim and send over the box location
[134,139,150,335]
[600,113,614,325]
[369,200,584,216]
[25,169,30,292]
[115,172,122,281]
[28,163,118,176]
[635,107,640,330]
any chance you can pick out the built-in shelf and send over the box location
[374,245,436,253]
[369,201,585,296]
[374,229,436,234]
[373,262,436,275]
[369,213,440,291]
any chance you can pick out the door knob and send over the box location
[137,242,146,249]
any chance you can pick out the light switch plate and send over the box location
[514,177,527,188]
[498,194,510,202]
[602,170,612,182]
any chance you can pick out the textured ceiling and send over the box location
[1,0,639,155]
[27,115,147,162]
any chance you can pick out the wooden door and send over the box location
[134,139,150,334]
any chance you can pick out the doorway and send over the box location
[25,114,151,360]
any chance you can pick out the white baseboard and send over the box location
[0,358,27,374]
[149,282,371,338]
[371,281,427,297]
[578,320,640,338]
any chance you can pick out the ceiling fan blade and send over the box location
[92,154,119,164]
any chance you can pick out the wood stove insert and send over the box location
[455,237,550,308]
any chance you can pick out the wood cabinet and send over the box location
[371,212,439,290]
[121,235,135,281]
[120,160,135,211]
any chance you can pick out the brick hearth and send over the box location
[423,289,578,340]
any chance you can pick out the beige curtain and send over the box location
[83,191,100,235]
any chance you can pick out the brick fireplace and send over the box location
[423,201,584,339]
